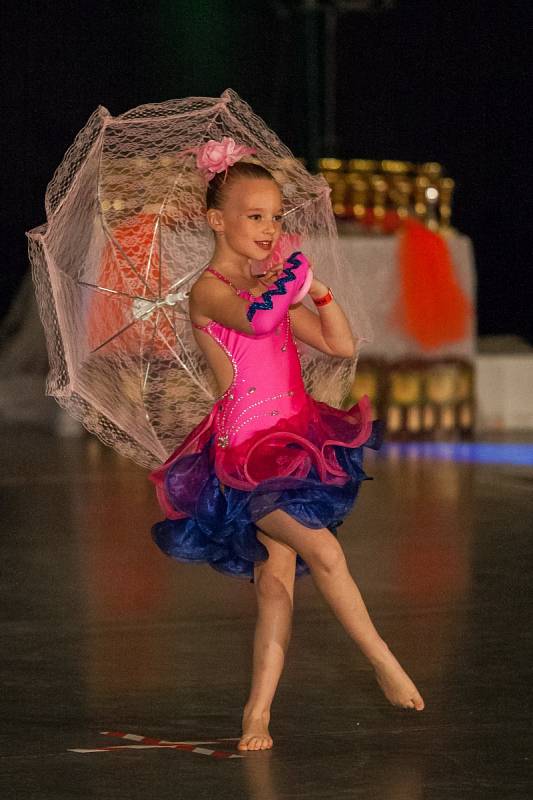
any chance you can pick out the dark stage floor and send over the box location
[1,426,531,799]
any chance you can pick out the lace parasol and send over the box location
[27,88,373,469]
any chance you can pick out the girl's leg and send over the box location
[238,530,296,751]
[255,509,425,711]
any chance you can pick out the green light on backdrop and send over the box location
[159,0,240,95]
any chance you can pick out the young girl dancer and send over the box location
[149,140,425,752]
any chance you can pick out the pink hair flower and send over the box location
[196,136,256,181]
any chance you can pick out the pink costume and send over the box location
[149,251,383,581]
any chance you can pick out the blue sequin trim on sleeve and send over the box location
[246,251,303,322]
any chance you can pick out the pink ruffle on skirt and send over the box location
[151,393,378,520]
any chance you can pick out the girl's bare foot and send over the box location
[238,707,273,751]
[370,642,425,710]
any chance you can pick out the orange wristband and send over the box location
[312,287,334,307]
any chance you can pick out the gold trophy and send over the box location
[346,172,369,228]
[439,177,455,231]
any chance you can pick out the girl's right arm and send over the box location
[189,279,255,334]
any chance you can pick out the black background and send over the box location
[3,0,531,341]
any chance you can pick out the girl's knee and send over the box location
[309,535,346,575]
[254,525,296,596]
[254,566,294,601]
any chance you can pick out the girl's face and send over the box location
[209,177,283,261]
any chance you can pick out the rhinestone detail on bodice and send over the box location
[191,266,304,449]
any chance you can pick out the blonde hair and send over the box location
[206,161,278,210]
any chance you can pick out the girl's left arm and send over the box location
[288,275,356,358]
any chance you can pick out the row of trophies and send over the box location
[98,154,453,238]
[345,358,474,439]
[316,158,455,235]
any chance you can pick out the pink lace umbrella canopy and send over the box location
[27,88,373,469]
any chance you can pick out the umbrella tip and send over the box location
[26,225,47,240]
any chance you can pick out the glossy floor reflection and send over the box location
[1,426,531,799]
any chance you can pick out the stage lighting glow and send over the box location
[381,442,533,466]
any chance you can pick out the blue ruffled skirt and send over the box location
[151,417,384,583]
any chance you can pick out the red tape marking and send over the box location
[68,730,243,759]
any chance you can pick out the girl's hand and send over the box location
[257,262,284,288]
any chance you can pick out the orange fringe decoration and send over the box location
[390,218,473,350]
